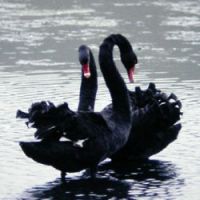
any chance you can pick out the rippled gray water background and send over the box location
[0,0,200,199]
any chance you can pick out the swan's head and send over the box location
[113,34,138,83]
[121,50,138,83]
[79,45,91,78]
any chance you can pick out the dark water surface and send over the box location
[0,0,200,199]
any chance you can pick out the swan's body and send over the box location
[19,34,132,178]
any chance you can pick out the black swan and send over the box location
[18,34,132,179]
[100,34,182,161]
[94,34,182,161]
[17,34,182,162]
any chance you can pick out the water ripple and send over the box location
[162,16,200,27]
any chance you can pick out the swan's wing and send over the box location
[130,93,182,137]
[111,90,182,161]
[33,108,109,143]
[19,141,93,172]
[111,123,181,161]
[19,114,111,172]
[16,101,57,127]
[17,101,75,141]
[60,111,109,141]
[31,102,71,129]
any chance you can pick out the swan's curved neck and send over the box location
[78,50,98,112]
[115,34,133,53]
[99,36,131,119]
[113,34,137,73]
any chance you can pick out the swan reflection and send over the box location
[22,177,130,200]
[21,159,184,200]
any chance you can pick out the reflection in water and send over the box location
[99,160,179,181]
[22,177,130,200]
[21,160,184,200]
[100,160,185,199]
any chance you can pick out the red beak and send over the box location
[83,64,91,78]
[128,66,135,83]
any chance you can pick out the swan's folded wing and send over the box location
[16,101,75,140]
[33,109,110,143]
[112,94,182,161]
[111,123,181,161]
[20,129,110,172]
[60,111,110,141]
[19,141,92,172]
[131,97,181,133]
[31,102,71,129]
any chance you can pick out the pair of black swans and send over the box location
[17,34,182,180]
